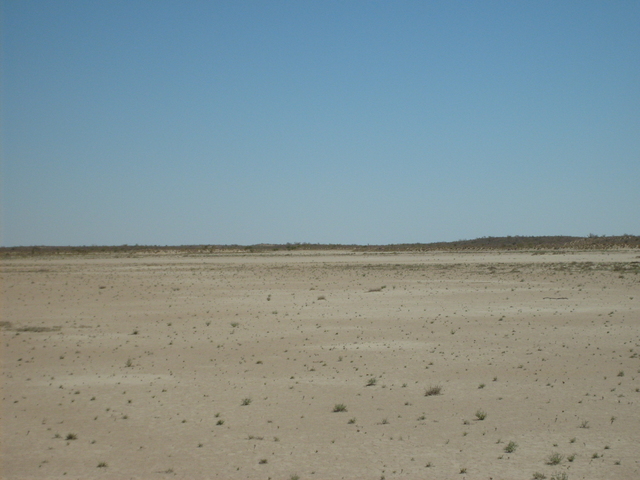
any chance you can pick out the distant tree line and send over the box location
[2,235,639,257]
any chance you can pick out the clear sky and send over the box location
[2,1,638,246]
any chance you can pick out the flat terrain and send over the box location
[2,250,639,480]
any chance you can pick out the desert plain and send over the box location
[1,249,639,480]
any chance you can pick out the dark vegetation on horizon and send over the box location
[2,235,639,257]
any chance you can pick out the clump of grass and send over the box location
[547,452,564,465]
[125,358,133,368]
[230,322,239,328]
[66,433,77,440]
[259,458,268,464]
[475,409,487,420]
[478,383,485,389]
[459,467,467,474]
[579,420,589,428]
[216,419,224,425]
[425,385,442,396]
[550,472,568,480]
[241,397,252,406]
[617,370,624,377]
[348,417,356,424]
[504,441,518,453]
[97,462,107,468]
[567,454,576,462]
[531,473,546,480]
[333,403,347,412]
[366,377,377,386]
[289,475,300,480]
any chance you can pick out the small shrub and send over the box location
[460,467,467,474]
[333,403,347,412]
[475,409,487,420]
[567,454,575,462]
[550,472,568,480]
[348,417,356,424]
[259,458,268,464]
[532,473,546,480]
[216,419,224,426]
[425,385,442,396]
[66,433,77,440]
[230,322,239,328]
[504,441,518,453]
[547,452,564,465]
[97,462,107,468]
[579,420,589,428]
[478,383,485,389]
[241,397,252,406]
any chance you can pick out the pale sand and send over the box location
[1,250,639,479]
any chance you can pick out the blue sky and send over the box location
[2,1,638,246]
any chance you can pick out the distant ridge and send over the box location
[2,235,639,256]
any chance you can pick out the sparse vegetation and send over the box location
[550,472,568,480]
[547,452,564,465]
[504,441,518,453]
[6,238,636,479]
[425,385,442,396]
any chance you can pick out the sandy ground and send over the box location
[1,250,639,480]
